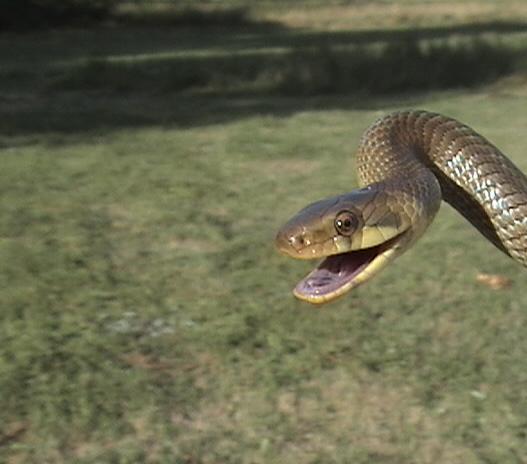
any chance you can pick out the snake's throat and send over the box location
[293,232,406,304]
[294,249,375,302]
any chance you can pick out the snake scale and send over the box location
[275,110,527,304]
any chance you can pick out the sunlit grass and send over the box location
[3,89,527,462]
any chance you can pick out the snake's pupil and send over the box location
[336,214,354,234]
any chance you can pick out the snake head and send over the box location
[275,186,418,304]
[275,196,364,259]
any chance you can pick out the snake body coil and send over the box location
[275,111,527,304]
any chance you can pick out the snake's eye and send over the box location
[334,211,357,236]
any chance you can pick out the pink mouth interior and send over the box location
[294,246,380,299]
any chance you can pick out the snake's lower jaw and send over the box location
[293,231,410,305]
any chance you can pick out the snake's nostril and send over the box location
[289,235,305,249]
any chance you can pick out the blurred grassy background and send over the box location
[2,1,527,463]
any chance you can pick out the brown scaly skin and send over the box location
[275,110,527,304]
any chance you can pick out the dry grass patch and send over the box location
[260,2,527,31]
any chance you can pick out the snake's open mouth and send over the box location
[294,232,405,304]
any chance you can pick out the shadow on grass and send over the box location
[0,18,526,137]
[116,5,284,30]
[0,3,285,32]
[151,20,527,55]
[41,39,514,95]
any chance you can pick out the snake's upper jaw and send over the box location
[293,230,409,304]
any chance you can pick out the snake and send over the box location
[275,110,527,304]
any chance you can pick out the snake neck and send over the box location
[357,110,527,264]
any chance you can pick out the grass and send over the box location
[2,1,527,462]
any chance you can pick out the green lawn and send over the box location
[2,2,527,463]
